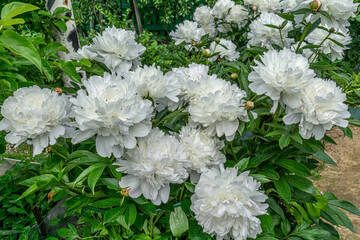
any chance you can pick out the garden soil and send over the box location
[315,125,360,239]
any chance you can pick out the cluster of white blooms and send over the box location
[169,20,206,50]
[194,6,217,38]
[244,0,283,13]
[77,27,146,72]
[71,73,154,158]
[306,25,352,61]
[248,12,294,49]
[283,79,350,140]
[0,86,73,156]
[210,38,240,62]
[191,167,268,240]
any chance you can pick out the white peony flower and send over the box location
[307,25,352,61]
[71,73,153,158]
[226,5,249,28]
[194,6,217,38]
[191,167,269,240]
[115,128,190,205]
[244,0,283,12]
[210,39,240,62]
[0,86,73,156]
[248,12,294,49]
[179,125,225,182]
[170,20,206,50]
[294,0,359,32]
[128,65,182,111]
[187,77,251,141]
[212,0,235,19]
[76,45,97,60]
[283,78,350,140]
[248,48,315,113]
[86,27,146,73]
[281,0,298,12]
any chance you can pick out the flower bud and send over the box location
[215,37,221,44]
[198,41,203,46]
[309,0,321,12]
[202,49,211,57]
[231,73,238,79]
[48,191,55,200]
[252,5,258,11]
[121,188,130,197]
[245,101,254,110]
[46,146,52,153]
[192,41,197,46]
[329,27,335,33]
[54,87,63,95]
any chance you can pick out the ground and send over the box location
[315,125,360,239]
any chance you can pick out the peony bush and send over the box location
[2,0,360,239]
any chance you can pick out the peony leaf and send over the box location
[274,177,291,203]
[169,207,189,237]
[285,175,316,194]
[124,204,137,227]
[88,164,106,194]
[104,207,126,223]
[275,159,311,176]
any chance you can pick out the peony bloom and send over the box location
[281,0,298,12]
[294,0,359,32]
[128,65,182,111]
[194,6,217,38]
[212,0,235,19]
[244,0,283,12]
[115,128,190,205]
[71,73,153,158]
[0,86,73,156]
[248,48,315,113]
[283,78,350,140]
[84,27,146,73]
[248,12,294,49]
[210,39,240,62]
[306,25,352,61]
[76,45,97,60]
[187,77,251,141]
[170,20,206,50]
[191,167,269,240]
[178,125,226,182]
[226,5,249,28]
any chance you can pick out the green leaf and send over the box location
[70,154,110,165]
[290,202,311,222]
[328,200,360,216]
[52,7,71,17]
[17,184,39,200]
[275,159,311,176]
[53,20,67,31]
[324,205,356,233]
[312,151,337,165]
[43,42,68,57]
[250,174,271,183]
[124,204,137,227]
[60,61,81,83]
[138,202,157,214]
[1,2,39,19]
[274,177,291,203]
[73,163,106,187]
[169,207,189,237]
[41,59,53,81]
[248,153,274,168]
[185,182,195,193]
[285,175,316,194]
[310,61,336,71]
[234,157,249,172]
[0,17,25,27]
[279,134,291,149]
[20,174,56,186]
[67,150,93,160]
[88,165,106,194]
[267,198,285,219]
[0,30,42,71]
[292,227,331,239]
[104,207,126,223]
[258,214,272,231]
[91,198,123,208]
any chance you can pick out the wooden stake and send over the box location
[132,0,143,34]
[32,205,47,237]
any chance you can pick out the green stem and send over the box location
[152,107,187,127]
[279,28,285,48]
[295,22,313,53]
[309,31,332,62]
[150,214,154,238]
[230,142,238,162]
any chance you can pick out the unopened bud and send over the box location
[329,27,335,33]
[310,0,321,12]
[231,73,238,79]
[192,41,197,46]
[215,37,221,43]
[198,41,203,46]
[245,101,254,110]
[48,191,55,200]
[202,49,211,56]
[46,147,52,153]
[121,188,130,197]
[252,5,258,11]
[54,87,63,95]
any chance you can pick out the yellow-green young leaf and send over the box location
[88,165,106,194]
[1,2,39,19]
[0,30,42,71]
[0,18,25,27]
[169,207,189,237]
[17,184,39,200]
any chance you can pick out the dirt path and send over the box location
[315,126,360,239]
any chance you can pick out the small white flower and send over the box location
[191,167,268,240]
[283,78,350,140]
[307,25,352,61]
[128,65,182,111]
[248,12,294,49]
[248,48,316,113]
[194,6,217,38]
[187,77,250,141]
[115,128,190,205]
[244,0,283,12]
[179,125,225,181]
[85,27,146,73]
[170,20,206,50]
[294,0,359,32]
[212,0,235,19]
[210,39,240,62]
[226,5,249,28]
[0,86,73,156]
[71,73,153,158]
